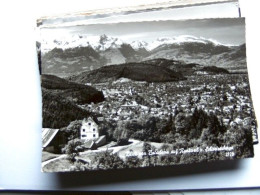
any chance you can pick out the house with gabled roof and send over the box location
[80,117,99,140]
[80,117,107,149]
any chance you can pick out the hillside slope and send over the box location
[41,75,105,128]
[42,89,91,128]
[69,62,185,84]
[144,42,246,72]
[41,46,107,77]
[141,58,230,76]
[42,74,105,104]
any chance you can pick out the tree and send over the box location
[162,114,175,134]
[142,142,152,166]
[223,125,254,158]
[60,120,82,141]
[187,95,194,106]
[113,121,130,145]
[95,150,126,170]
[99,119,117,142]
[175,113,188,135]
[63,139,84,163]
[125,156,142,168]
[160,154,180,165]
[222,94,228,101]
[188,108,208,139]
[117,128,130,146]
[208,112,226,136]
[143,117,159,142]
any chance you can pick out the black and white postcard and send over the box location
[39,17,257,172]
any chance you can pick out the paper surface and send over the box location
[1,0,260,191]
[38,1,256,172]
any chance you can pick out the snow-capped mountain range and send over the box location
[41,34,233,54]
[40,34,246,77]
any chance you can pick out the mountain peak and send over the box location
[96,34,123,51]
[43,34,233,53]
[131,40,149,50]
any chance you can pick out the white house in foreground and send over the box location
[80,117,99,140]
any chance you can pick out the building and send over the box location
[80,117,99,140]
[42,128,66,153]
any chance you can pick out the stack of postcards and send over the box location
[37,0,258,172]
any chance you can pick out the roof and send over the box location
[42,128,59,148]
[83,116,101,125]
[84,140,96,149]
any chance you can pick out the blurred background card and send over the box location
[38,0,240,27]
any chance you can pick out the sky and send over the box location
[40,17,245,46]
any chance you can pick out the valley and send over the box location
[41,70,257,171]
[40,32,256,172]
